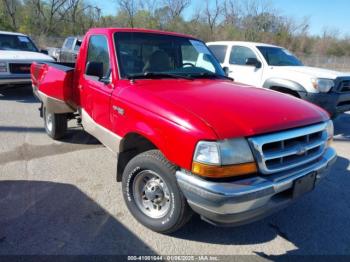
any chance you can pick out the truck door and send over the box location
[225,45,263,87]
[81,34,114,130]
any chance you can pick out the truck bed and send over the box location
[31,62,77,112]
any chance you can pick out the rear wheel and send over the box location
[43,107,67,140]
[122,150,193,233]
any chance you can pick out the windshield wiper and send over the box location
[187,72,233,81]
[127,72,193,80]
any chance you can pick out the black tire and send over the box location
[284,91,300,98]
[270,86,300,98]
[43,107,67,140]
[122,150,193,233]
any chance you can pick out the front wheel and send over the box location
[122,150,193,233]
[43,107,67,140]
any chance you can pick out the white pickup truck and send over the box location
[207,41,350,117]
[0,31,54,86]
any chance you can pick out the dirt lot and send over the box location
[0,86,349,258]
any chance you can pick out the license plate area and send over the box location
[293,172,317,198]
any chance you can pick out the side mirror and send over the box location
[40,49,49,55]
[223,66,230,76]
[246,58,262,68]
[85,61,104,79]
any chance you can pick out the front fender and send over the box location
[112,99,218,172]
[263,78,306,93]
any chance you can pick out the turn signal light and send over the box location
[192,161,258,178]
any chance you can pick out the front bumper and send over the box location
[176,147,337,226]
[300,91,350,117]
[0,74,31,85]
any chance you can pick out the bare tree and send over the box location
[82,5,101,31]
[140,0,159,15]
[25,0,76,35]
[67,0,81,34]
[46,0,69,34]
[241,0,273,17]
[203,0,223,36]
[116,0,138,28]
[63,0,97,34]
[163,0,190,18]
[238,0,277,41]
[223,0,240,26]
[24,0,46,35]
[3,0,20,30]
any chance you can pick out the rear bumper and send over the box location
[0,74,31,85]
[300,92,350,116]
[176,147,337,226]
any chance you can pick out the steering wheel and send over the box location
[182,62,195,68]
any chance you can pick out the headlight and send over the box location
[326,120,334,145]
[192,138,257,178]
[0,62,7,73]
[312,78,334,93]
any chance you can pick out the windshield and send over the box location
[114,32,225,79]
[257,46,303,66]
[0,34,38,52]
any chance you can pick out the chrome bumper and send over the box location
[176,147,337,226]
[0,74,31,85]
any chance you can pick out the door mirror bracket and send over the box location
[100,77,111,85]
[100,69,111,85]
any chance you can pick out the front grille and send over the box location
[9,63,31,74]
[339,80,350,93]
[249,122,328,174]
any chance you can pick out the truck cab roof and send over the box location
[0,31,27,36]
[207,41,281,49]
[87,27,196,40]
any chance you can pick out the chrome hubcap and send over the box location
[133,170,171,219]
[45,111,53,132]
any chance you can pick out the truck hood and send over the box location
[0,50,54,61]
[132,79,328,139]
[273,66,350,79]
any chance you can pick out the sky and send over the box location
[91,0,350,37]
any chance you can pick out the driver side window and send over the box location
[229,46,257,65]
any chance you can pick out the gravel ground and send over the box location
[0,86,349,259]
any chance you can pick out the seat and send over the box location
[143,50,172,72]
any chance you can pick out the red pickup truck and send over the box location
[31,28,337,233]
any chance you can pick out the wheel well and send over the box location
[270,86,300,98]
[116,133,157,182]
